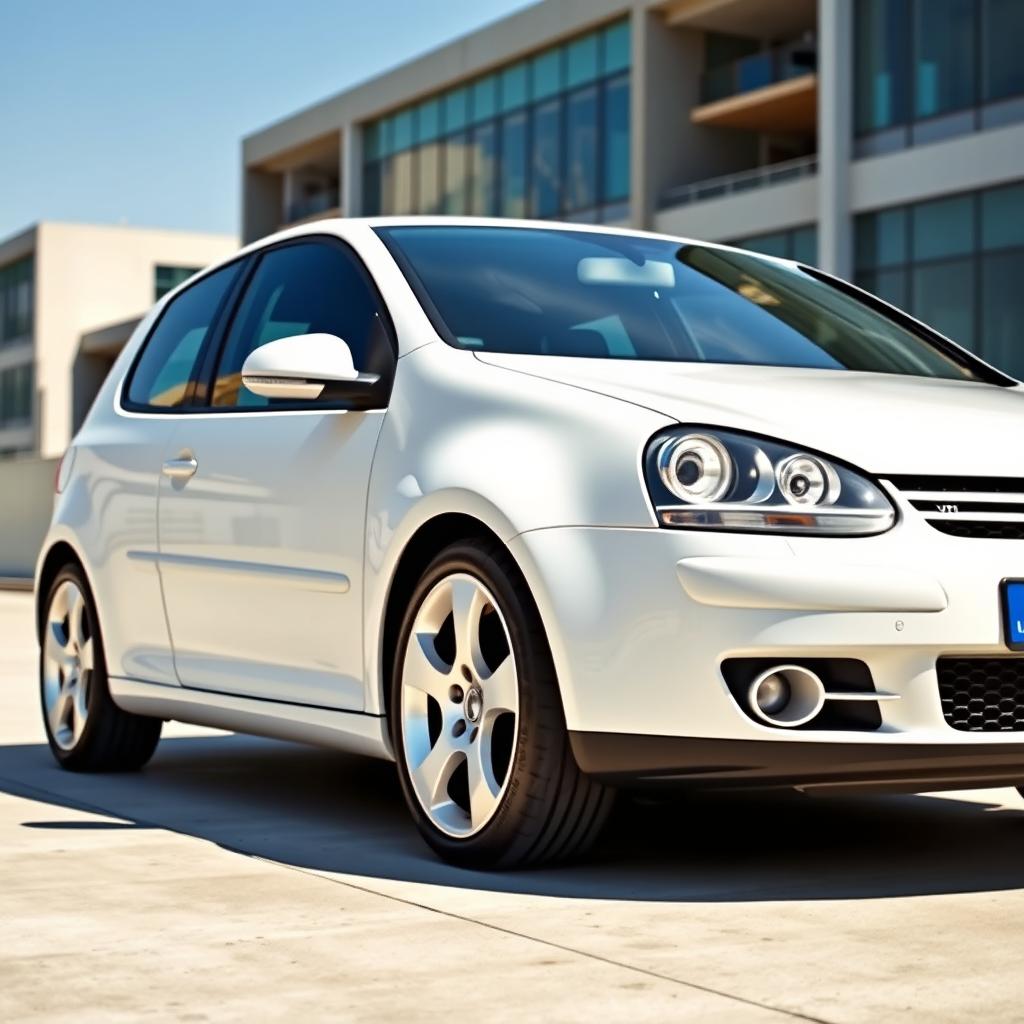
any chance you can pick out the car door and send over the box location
[107,259,244,686]
[156,237,395,710]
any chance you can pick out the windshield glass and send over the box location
[378,225,995,382]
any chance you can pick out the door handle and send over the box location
[162,452,198,480]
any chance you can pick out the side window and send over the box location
[211,241,391,408]
[127,263,240,409]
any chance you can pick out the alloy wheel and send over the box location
[41,580,94,750]
[400,572,519,838]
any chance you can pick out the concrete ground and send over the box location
[2,590,1024,1022]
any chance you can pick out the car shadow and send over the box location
[1,731,1022,902]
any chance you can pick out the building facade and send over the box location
[242,0,1024,377]
[0,223,236,459]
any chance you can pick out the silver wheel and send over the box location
[42,579,94,751]
[400,572,519,838]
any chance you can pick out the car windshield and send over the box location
[378,225,998,383]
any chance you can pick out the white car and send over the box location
[35,217,1024,868]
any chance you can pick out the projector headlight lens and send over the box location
[644,428,895,536]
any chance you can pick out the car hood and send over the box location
[475,353,1024,475]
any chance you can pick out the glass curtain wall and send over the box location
[0,257,33,345]
[855,181,1024,378]
[0,364,33,427]
[855,0,1024,155]
[362,19,631,222]
[729,226,818,266]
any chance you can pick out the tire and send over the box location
[390,538,613,869]
[40,563,162,771]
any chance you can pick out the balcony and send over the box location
[693,40,817,134]
[286,187,340,226]
[659,153,817,209]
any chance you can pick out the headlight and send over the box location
[645,428,896,535]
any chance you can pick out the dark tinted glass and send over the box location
[211,242,388,408]
[381,226,988,383]
[855,0,911,133]
[128,262,239,408]
[982,0,1024,102]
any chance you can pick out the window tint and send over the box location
[211,242,389,408]
[380,225,995,384]
[128,263,239,408]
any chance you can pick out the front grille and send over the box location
[886,475,1024,540]
[937,657,1024,731]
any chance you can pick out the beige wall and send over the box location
[32,224,237,458]
[0,456,58,578]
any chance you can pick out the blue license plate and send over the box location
[1003,581,1024,650]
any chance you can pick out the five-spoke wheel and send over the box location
[391,539,613,869]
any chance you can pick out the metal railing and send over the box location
[659,154,818,210]
[700,38,817,106]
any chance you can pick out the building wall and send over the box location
[31,223,236,458]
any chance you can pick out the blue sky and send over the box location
[0,0,531,240]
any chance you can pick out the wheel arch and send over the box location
[374,511,561,730]
[35,539,90,642]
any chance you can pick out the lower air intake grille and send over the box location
[937,657,1024,731]
[929,521,1024,540]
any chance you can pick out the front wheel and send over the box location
[390,539,613,869]
[40,564,162,771]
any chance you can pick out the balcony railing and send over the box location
[659,153,818,210]
[286,188,340,225]
[700,39,817,106]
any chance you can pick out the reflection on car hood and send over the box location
[475,353,1024,475]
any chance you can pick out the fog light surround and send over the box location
[748,664,826,728]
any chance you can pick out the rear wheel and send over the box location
[390,538,613,869]
[40,564,161,771]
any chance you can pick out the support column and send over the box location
[342,123,362,218]
[817,0,854,278]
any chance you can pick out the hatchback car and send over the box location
[36,217,1024,868]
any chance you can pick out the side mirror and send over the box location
[240,333,381,402]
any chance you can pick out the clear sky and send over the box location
[0,0,532,240]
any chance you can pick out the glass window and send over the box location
[566,86,598,212]
[736,232,790,259]
[791,227,818,266]
[443,132,469,215]
[531,99,562,218]
[912,259,976,349]
[393,110,415,152]
[154,265,201,302]
[444,88,468,133]
[211,243,386,408]
[0,364,32,426]
[602,75,630,203]
[364,122,381,161]
[982,0,1024,103]
[418,141,442,215]
[500,62,528,112]
[856,208,907,269]
[531,49,562,101]
[471,76,498,123]
[380,225,991,382]
[500,112,528,218]
[981,182,1024,252]
[913,0,976,118]
[566,33,599,88]
[416,98,441,143]
[392,148,416,215]
[0,257,33,344]
[857,268,909,310]
[982,249,1024,378]
[469,122,498,216]
[128,262,240,409]
[602,20,631,75]
[855,0,911,134]
[912,195,974,261]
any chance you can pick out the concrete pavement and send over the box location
[2,588,1024,1022]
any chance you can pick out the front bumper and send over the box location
[569,733,1024,792]
[509,507,1024,783]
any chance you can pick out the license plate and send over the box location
[1002,580,1024,650]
